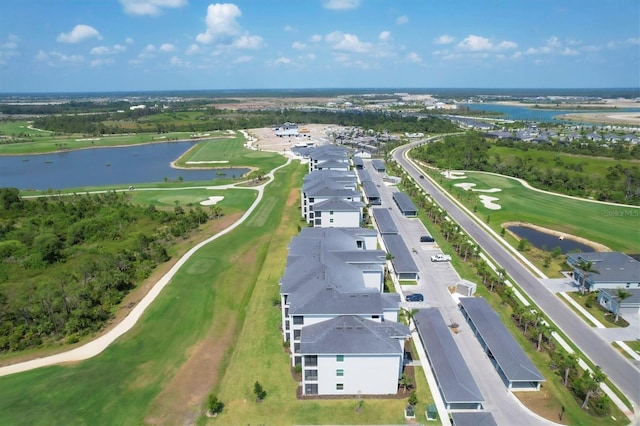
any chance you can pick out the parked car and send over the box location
[405,293,424,302]
[420,235,434,242]
[430,253,452,262]
[419,175,424,179]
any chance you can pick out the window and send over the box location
[336,369,344,377]
[315,211,322,217]
[293,316,304,325]
[293,329,301,340]
[336,383,344,391]
[304,355,318,367]
[305,370,318,381]
[305,384,318,395]
[336,355,344,362]
[329,218,334,223]
[330,211,334,215]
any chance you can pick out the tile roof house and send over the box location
[280,227,408,396]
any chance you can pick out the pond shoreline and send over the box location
[501,221,611,252]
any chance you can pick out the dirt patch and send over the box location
[515,388,571,424]
[501,221,611,252]
[144,325,236,425]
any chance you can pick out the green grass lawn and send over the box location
[126,187,255,211]
[0,162,302,425]
[434,170,639,253]
[0,120,53,136]
[174,133,286,172]
[0,128,231,155]
[564,292,629,328]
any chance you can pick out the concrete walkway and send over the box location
[0,158,292,378]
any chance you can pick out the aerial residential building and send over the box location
[279,227,408,396]
[301,170,363,226]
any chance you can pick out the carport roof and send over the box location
[392,192,418,214]
[450,411,497,426]
[414,308,484,405]
[357,169,372,182]
[381,234,418,274]
[362,181,380,199]
[372,208,398,234]
[371,159,386,170]
[458,297,545,383]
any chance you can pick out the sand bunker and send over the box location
[479,195,501,210]
[472,188,502,193]
[186,161,229,164]
[442,171,467,179]
[455,182,476,190]
[200,196,224,206]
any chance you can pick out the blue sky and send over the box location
[0,0,638,92]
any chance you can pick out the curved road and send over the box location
[0,157,292,378]
[393,141,640,412]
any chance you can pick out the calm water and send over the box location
[465,103,640,123]
[0,141,249,190]
[507,226,594,254]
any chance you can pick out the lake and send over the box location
[464,103,640,123]
[507,225,595,254]
[0,141,249,190]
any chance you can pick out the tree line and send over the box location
[29,108,459,137]
[0,188,220,352]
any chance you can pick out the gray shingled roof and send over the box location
[458,297,545,383]
[600,288,640,304]
[314,199,361,212]
[414,308,484,404]
[382,234,419,274]
[281,228,386,313]
[567,252,640,284]
[392,192,418,214]
[372,208,398,234]
[352,156,364,167]
[300,315,409,355]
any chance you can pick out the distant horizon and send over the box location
[1,87,639,98]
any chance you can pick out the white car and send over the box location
[430,253,452,262]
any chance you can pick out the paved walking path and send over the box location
[0,158,292,378]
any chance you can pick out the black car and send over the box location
[405,293,424,302]
[419,175,424,179]
[420,235,434,242]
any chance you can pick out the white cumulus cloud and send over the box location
[325,31,372,53]
[57,25,102,43]
[231,35,264,49]
[457,34,517,51]
[160,43,176,52]
[196,3,242,44]
[379,31,391,42]
[434,34,455,45]
[119,0,188,16]
[292,41,307,50]
[90,44,127,55]
[396,15,409,25]
[407,52,422,63]
[322,0,361,10]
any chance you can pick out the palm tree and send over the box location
[581,366,606,409]
[402,308,418,332]
[576,259,599,294]
[614,288,632,323]
[560,351,578,387]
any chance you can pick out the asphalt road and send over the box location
[364,160,553,425]
[392,140,640,411]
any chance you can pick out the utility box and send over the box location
[426,404,437,421]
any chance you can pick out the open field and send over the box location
[433,170,639,254]
[0,162,305,425]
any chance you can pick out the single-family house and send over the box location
[597,288,640,316]
[566,252,640,292]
